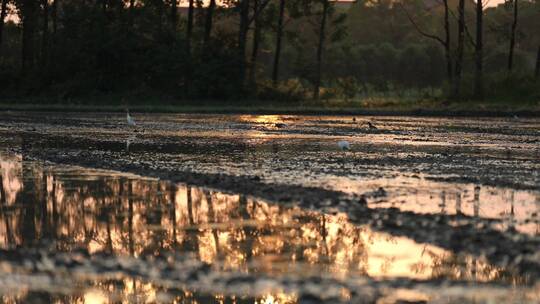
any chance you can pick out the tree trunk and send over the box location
[237,0,250,88]
[170,0,177,30]
[535,45,540,78]
[474,0,483,100]
[184,0,195,96]
[41,0,49,67]
[0,0,8,52]
[442,0,452,83]
[508,0,518,72]
[313,0,329,100]
[271,0,285,86]
[452,0,465,99]
[51,0,58,35]
[187,0,194,49]
[21,0,39,74]
[248,0,261,89]
[203,0,216,45]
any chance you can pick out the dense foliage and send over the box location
[0,0,538,103]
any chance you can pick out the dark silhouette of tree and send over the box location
[237,0,250,88]
[474,0,483,100]
[18,0,39,73]
[237,0,270,89]
[443,0,452,84]
[40,0,49,67]
[314,0,329,100]
[508,0,518,72]
[0,0,8,52]
[452,0,466,99]
[248,0,264,88]
[0,0,537,102]
[400,0,453,90]
[187,0,195,49]
[203,0,216,45]
[51,0,58,35]
[271,0,285,86]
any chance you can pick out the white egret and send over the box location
[338,140,350,151]
[126,109,136,127]
[126,135,136,152]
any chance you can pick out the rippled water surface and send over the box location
[0,113,539,303]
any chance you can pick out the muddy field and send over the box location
[0,112,539,303]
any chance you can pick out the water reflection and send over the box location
[331,176,540,235]
[1,284,299,304]
[0,152,532,302]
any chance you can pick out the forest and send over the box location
[0,0,539,105]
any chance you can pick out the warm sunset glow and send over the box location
[0,153,526,290]
[83,290,108,304]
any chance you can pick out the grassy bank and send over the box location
[0,97,538,117]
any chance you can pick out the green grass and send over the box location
[0,96,538,116]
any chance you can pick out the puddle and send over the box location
[0,113,539,303]
[0,152,538,303]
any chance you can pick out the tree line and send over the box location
[0,0,538,103]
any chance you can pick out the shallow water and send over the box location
[0,113,539,303]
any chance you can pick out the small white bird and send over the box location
[126,109,136,126]
[338,140,350,151]
[126,135,136,152]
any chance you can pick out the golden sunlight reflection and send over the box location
[83,290,108,304]
[240,115,285,125]
[330,175,540,235]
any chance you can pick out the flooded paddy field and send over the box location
[0,112,539,303]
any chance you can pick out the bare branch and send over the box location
[399,3,447,47]
[248,0,271,26]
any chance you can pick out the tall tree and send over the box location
[474,0,483,99]
[443,0,452,84]
[203,0,216,45]
[508,0,518,72]
[248,0,263,88]
[237,0,250,87]
[313,0,329,100]
[401,0,453,89]
[19,0,39,73]
[187,0,195,49]
[241,0,270,89]
[452,0,466,98]
[271,0,285,86]
[40,0,49,67]
[184,0,195,96]
[0,0,8,52]
[51,0,58,35]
